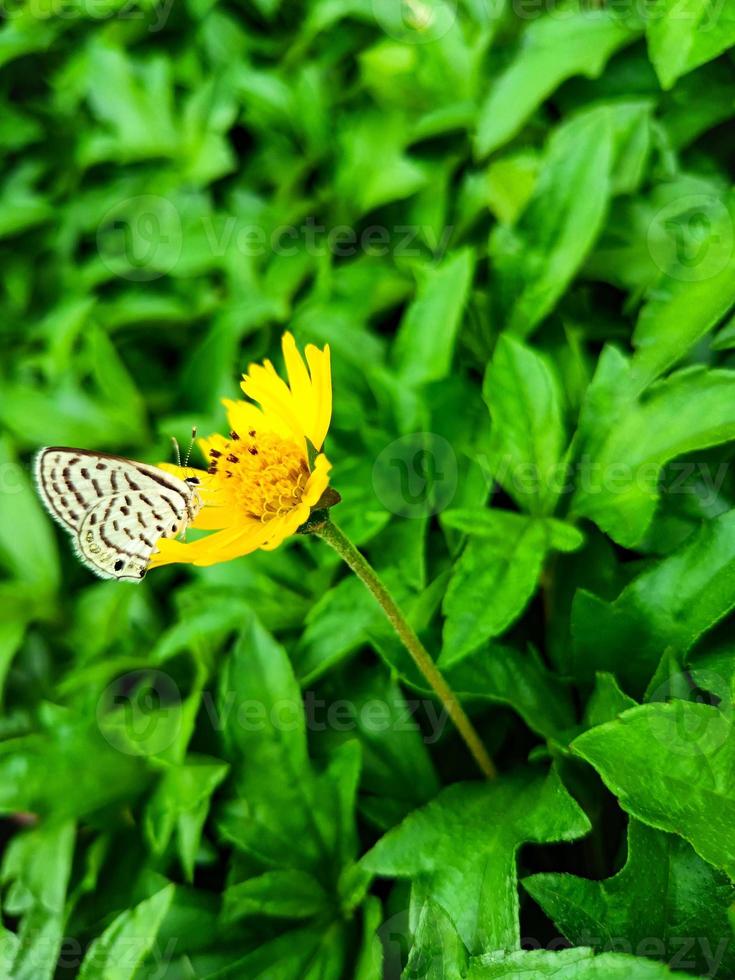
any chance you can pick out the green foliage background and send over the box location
[1,0,735,976]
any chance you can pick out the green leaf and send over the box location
[571,508,735,690]
[0,705,151,819]
[442,518,548,662]
[1,821,75,980]
[362,767,590,953]
[294,576,381,684]
[468,946,695,978]
[217,617,363,901]
[572,701,735,877]
[335,111,427,217]
[78,884,175,980]
[393,249,475,386]
[475,9,639,157]
[485,152,539,225]
[572,348,735,547]
[83,41,178,162]
[217,615,320,870]
[144,757,229,881]
[441,511,582,664]
[354,896,383,980]
[646,0,735,88]
[0,607,31,702]
[318,667,440,831]
[631,191,735,388]
[199,922,347,980]
[445,644,575,740]
[583,673,637,728]
[0,164,53,238]
[524,819,735,975]
[0,437,60,592]
[489,106,615,337]
[482,334,567,514]
[222,870,330,924]
[442,510,583,552]
[404,900,468,980]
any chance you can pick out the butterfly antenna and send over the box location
[184,426,197,468]
[171,436,181,468]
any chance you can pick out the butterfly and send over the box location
[34,447,203,582]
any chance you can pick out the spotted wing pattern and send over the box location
[34,447,201,581]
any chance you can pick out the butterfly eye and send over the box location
[185,476,200,485]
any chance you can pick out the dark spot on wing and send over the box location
[80,467,90,480]
[157,496,179,517]
[62,466,86,506]
[114,559,124,572]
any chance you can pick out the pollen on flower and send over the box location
[208,431,311,523]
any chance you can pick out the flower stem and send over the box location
[313,518,496,779]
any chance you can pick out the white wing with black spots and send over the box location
[34,447,202,581]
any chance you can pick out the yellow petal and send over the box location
[197,433,228,461]
[258,502,311,551]
[240,333,332,452]
[305,342,332,450]
[302,453,331,508]
[223,399,275,439]
[190,505,231,530]
[282,330,312,416]
[242,361,303,441]
[149,519,267,568]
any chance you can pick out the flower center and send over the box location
[207,429,310,522]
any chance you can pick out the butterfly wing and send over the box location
[35,448,201,581]
[77,491,177,580]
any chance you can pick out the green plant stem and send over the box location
[314,518,496,779]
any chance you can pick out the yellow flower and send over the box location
[149,332,332,568]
